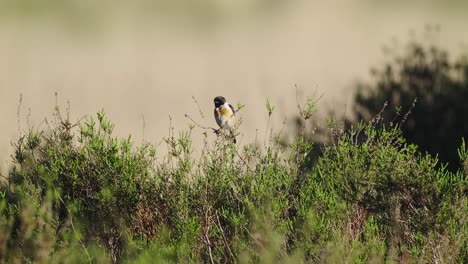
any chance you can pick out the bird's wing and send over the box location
[228,104,236,115]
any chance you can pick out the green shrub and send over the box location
[0,102,466,263]
[316,121,467,261]
[352,37,468,171]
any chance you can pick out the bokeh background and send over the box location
[1,0,468,171]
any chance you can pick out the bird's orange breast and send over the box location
[215,106,233,117]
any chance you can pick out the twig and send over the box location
[203,207,215,264]
[168,115,173,137]
[371,101,388,129]
[0,172,11,194]
[17,93,23,138]
[141,114,146,140]
[215,210,236,262]
[56,189,92,263]
[401,98,417,125]
[185,114,219,133]
[264,114,271,146]
[204,233,215,264]
[192,96,205,119]
[233,146,253,172]
[295,83,324,119]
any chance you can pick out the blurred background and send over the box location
[1,0,468,171]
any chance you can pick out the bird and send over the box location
[213,96,237,143]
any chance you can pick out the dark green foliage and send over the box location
[0,102,466,263]
[317,123,467,260]
[352,38,468,171]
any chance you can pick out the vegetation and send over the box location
[352,37,468,171]
[1,36,467,263]
[0,94,466,263]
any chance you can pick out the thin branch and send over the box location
[401,98,417,125]
[203,207,215,264]
[141,114,146,140]
[264,114,271,146]
[233,146,253,172]
[56,189,92,263]
[295,83,324,119]
[204,233,215,264]
[192,96,205,119]
[185,114,219,133]
[17,93,23,138]
[215,210,236,262]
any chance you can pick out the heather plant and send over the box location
[315,120,467,261]
[0,97,466,263]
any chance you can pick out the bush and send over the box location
[0,101,466,263]
[352,37,468,171]
[316,121,467,261]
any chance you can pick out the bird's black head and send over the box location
[214,96,226,108]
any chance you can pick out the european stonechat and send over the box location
[214,96,237,143]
